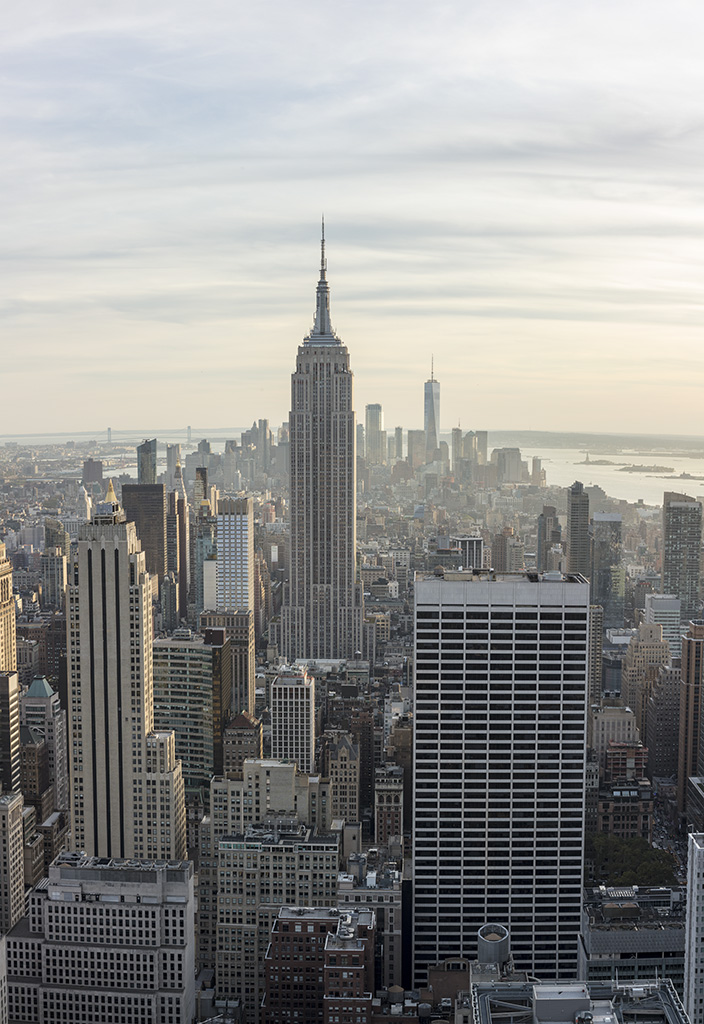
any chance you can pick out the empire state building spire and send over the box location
[305,216,339,343]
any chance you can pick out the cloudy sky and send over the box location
[3,0,704,436]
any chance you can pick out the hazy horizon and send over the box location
[4,1,704,433]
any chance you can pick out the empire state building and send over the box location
[281,227,363,661]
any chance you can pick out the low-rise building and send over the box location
[6,852,195,1024]
[579,885,686,995]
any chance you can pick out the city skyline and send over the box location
[3,1,704,434]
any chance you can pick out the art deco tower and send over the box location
[281,226,363,661]
[67,483,185,860]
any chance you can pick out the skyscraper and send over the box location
[281,226,363,661]
[20,675,68,813]
[678,620,704,816]
[271,665,315,773]
[413,568,589,983]
[215,497,254,612]
[0,542,16,673]
[121,483,167,582]
[567,481,590,576]
[590,512,624,629]
[153,628,232,795]
[67,483,186,859]
[0,792,24,935]
[166,442,181,489]
[0,672,20,795]
[686,832,704,1024]
[424,362,440,457]
[137,437,157,485]
[644,593,682,659]
[663,492,702,622]
[364,403,385,465]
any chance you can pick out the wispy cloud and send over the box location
[2,0,704,432]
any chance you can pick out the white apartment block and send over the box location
[271,666,316,773]
[215,497,254,612]
[413,569,589,984]
[6,853,195,1024]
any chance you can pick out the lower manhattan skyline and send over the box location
[3,0,704,433]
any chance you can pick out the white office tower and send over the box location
[281,226,363,661]
[645,593,683,659]
[215,496,254,611]
[6,853,195,1024]
[67,482,186,860]
[413,569,590,984]
[686,833,704,1024]
[271,666,315,773]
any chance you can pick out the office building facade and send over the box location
[215,496,254,612]
[6,853,195,1024]
[590,513,624,629]
[67,485,185,860]
[413,569,589,983]
[153,629,232,795]
[137,437,157,485]
[663,492,702,622]
[567,481,590,576]
[364,403,385,466]
[271,666,316,773]
[0,544,15,674]
[121,483,167,583]
[686,833,704,1024]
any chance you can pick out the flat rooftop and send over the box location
[417,569,589,585]
[469,980,689,1024]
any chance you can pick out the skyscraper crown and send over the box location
[304,218,340,345]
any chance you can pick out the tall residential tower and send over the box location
[281,226,363,661]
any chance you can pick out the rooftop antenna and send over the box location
[321,214,326,275]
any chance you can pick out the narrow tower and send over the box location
[67,482,185,859]
[281,224,363,661]
[424,358,440,458]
